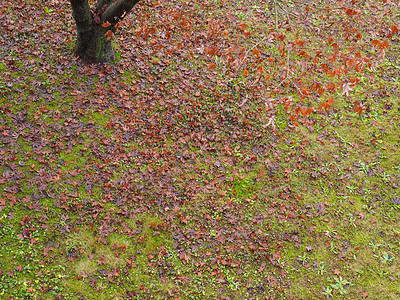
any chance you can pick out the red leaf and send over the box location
[318,88,325,96]
[257,65,264,75]
[353,101,363,115]
[208,63,217,69]
[345,8,357,16]
[295,39,305,47]
[101,21,111,27]
[334,269,340,275]
[253,48,260,57]
[105,30,113,41]
[380,41,390,49]
[371,40,380,47]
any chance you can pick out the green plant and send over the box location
[323,285,333,297]
[329,276,353,295]
[44,6,54,13]
[380,252,395,264]
[369,241,382,251]
[317,262,326,275]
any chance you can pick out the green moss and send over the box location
[232,176,258,199]
[0,62,7,72]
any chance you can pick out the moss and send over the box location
[0,62,7,72]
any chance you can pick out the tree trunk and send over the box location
[70,0,140,63]
[75,26,115,63]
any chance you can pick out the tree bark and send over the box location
[75,25,115,63]
[101,0,140,26]
[69,0,140,63]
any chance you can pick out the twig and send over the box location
[274,0,279,30]
[275,75,290,89]
[286,42,290,78]
[275,0,298,18]
[236,36,267,71]
[263,116,276,129]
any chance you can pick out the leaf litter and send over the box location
[0,0,400,298]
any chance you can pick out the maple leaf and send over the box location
[371,39,380,47]
[207,62,217,69]
[101,21,111,28]
[105,30,114,41]
[179,251,191,263]
[377,49,385,62]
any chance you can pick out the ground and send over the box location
[0,0,400,299]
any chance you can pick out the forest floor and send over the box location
[1,0,400,299]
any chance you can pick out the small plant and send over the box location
[379,171,390,182]
[346,185,356,193]
[317,262,326,275]
[323,285,333,297]
[44,6,54,13]
[369,241,382,251]
[346,213,357,228]
[388,196,400,210]
[329,276,353,295]
[325,226,338,237]
[380,252,395,264]
[297,252,308,261]
[393,165,400,174]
